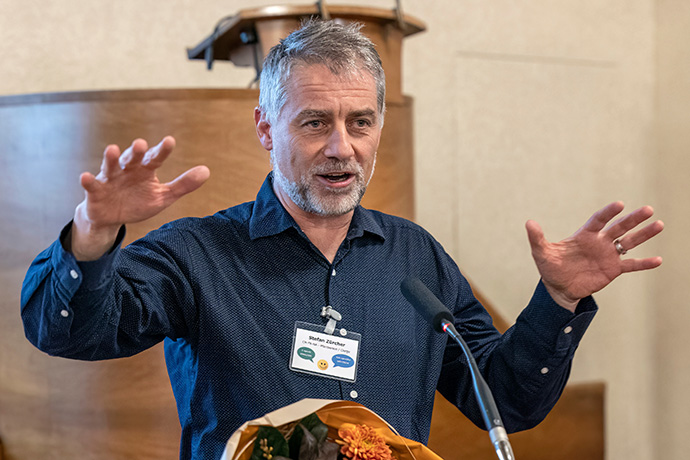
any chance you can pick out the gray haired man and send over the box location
[21,20,663,460]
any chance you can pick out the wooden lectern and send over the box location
[0,4,602,460]
[186,3,425,103]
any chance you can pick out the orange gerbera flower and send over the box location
[337,423,394,460]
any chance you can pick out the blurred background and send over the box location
[0,1,687,459]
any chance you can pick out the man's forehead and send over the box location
[283,65,377,106]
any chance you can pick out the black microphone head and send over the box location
[400,277,454,333]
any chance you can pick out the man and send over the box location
[21,20,663,460]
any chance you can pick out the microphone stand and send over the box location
[440,319,516,460]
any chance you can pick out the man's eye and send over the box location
[306,120,322,128]
[354,119,371,128]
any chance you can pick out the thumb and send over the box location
[525,219,547,253]
[167,165,211,200]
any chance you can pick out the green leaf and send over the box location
[298,424,320,460]
[310,423,329,445]
[288,413,328,458]
[251,426,290,460]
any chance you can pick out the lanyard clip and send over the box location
[321,305,342,335]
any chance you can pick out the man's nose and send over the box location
[323,125,355,160]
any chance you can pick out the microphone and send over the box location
[400,277,516,460]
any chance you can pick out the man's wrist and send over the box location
[541,280,580,313]
[68,203,122,261]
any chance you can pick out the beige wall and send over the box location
[1,1,687,459]
[655,1,690,459]
[407,3,657,459]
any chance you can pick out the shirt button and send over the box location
[564,326,573,334]
[69,269,79,279]
[60,309,70,318]
[541,367,549,375]
[332,269,336,276]
[350,390,358,399]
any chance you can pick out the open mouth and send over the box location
[319,172,354,183]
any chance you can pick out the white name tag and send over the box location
[289,322,361,383]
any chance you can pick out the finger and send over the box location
[582,201,625,232]
[118,139,148,170]
[605,205,655,240]
[615,220,664,252]
[165,165,211,202]
[621,256,663,273]
[80,171,99,193]
[142,136,176,169]
[100,144,121,178]
[525,220,547,253]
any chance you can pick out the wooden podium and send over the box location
[186,3,426,103]
[0,4,603,460]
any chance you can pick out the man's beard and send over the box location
[270,151,376,216]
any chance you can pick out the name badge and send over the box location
[289,321,361,383]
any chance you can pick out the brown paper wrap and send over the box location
[221,399,444,460]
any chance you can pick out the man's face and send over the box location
[256,64,382,217]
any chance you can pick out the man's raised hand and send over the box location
[69,136,210,260]
[526,201,664,312]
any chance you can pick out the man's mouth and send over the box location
[319,172,354,183]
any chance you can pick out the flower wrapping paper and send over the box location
[220,399,444,460]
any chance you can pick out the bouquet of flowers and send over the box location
[221,399,444,460]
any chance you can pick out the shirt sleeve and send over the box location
[20,221,195,360]
[436,272,597,433]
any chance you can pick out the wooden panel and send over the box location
[0,88,413,459]
[0,88,602,460]
[428,383,605,460]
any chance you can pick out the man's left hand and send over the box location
[526,201,664,312]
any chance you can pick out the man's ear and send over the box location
[254,107,273,151]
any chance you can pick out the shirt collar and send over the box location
[248,173,385,242]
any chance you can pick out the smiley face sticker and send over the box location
[317,359,329,370]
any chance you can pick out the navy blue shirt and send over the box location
[21,174,597,460]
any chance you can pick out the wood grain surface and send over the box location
[0,88,413,459]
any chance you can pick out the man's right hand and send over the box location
[68,136,210,261]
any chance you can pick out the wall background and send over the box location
[1,1,687,459]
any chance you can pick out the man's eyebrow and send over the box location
[296,109,331,120]
[349,109,377,118]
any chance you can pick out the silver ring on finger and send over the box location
[614,238,627,255]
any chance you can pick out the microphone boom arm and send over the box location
[440,319,515,460]
[400,276,515,460]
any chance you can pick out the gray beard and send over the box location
[270,151,375,216]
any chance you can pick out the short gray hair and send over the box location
[258,19,386,123]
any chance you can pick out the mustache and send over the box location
[310,160,364,176]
